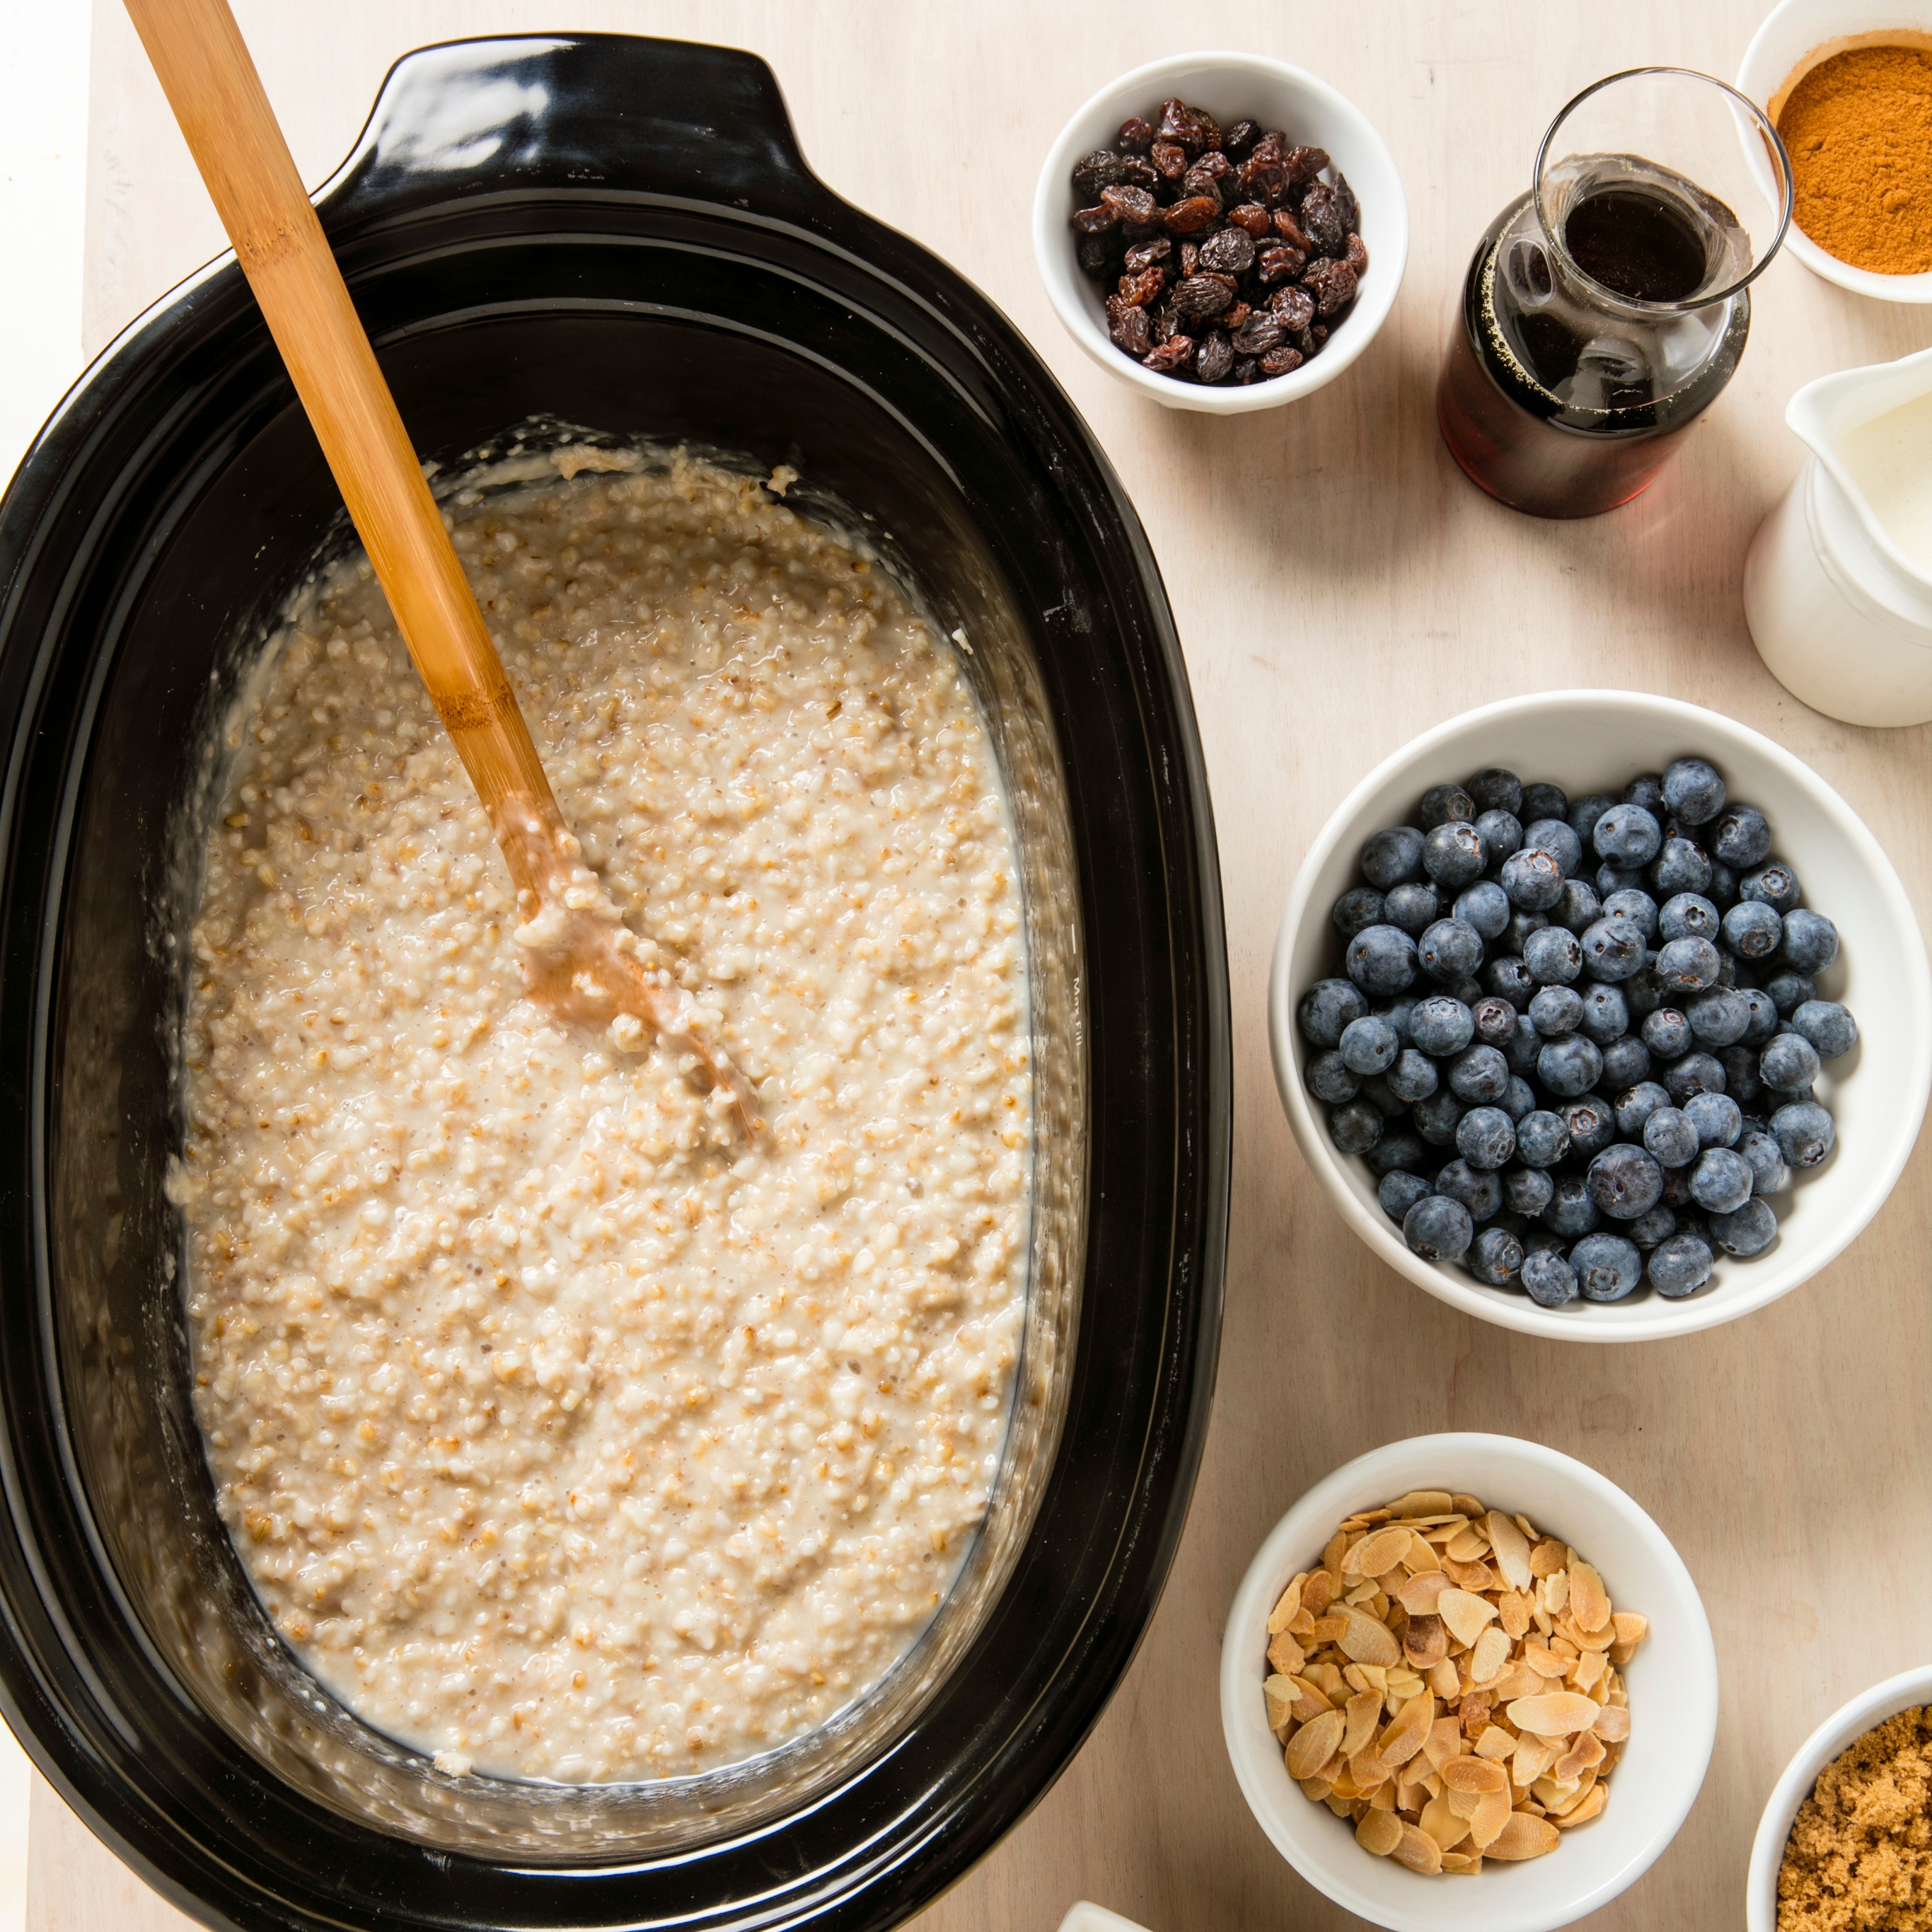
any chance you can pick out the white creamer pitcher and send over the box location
[1743,342,1932,727]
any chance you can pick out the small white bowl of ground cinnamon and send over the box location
[1747,1664,1932,1932]
[1737,1,1932,300]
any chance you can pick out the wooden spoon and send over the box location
[125,0,758,1138]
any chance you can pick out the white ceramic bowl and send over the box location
[1745,1663,1932,1931]
[1267,689,1932,1342]
[1737,0,1932,302]
[1221,1433,1718,1932]
[1031,52,1408,412]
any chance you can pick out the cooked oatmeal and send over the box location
[171,451,1031,1782]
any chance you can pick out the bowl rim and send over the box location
[1029,49,1411,414]
[1219,1430,1719,1932]
[1735,0,1932,303]
[1267,688,1932,1343]
[1745,1662,1932,1931]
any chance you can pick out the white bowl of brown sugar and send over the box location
[1737,0,1932,301]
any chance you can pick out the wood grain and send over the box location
[35,3,1932,1928]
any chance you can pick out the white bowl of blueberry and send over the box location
[1268,690,1932,1341]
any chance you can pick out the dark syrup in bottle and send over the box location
[1437,166,1749,519]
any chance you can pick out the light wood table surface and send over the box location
[33,3,1932,1927]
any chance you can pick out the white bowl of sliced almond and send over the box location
[1220,1433,1717,1932]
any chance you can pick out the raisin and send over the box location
[1151,304,1182,345]
[1273,208,1312,249]
[1123,236,1172,271]
[1231,313,1286,355]
[1302,256,1359,316]
[1178,169,1224,211]
[1142,335,1196,373]
[1331,172,1360,232]
[1117,116,1155,153]
[1072,203,1118,233]
[1178,241,1201,276]
[1100,183,1157,226]
[1258,244,1307,284]
[1284,144,1330,187]
[1071,150,1126,200]
[1115,155,1159,192]
[1157,97,1221,154]
[1229,202,1272,238]
[1344,232,1370,274]
[1162,195,1222,236]
[1300,181,1348,255]
[1266,285,1315,330]
[1077,233,1119,282]
[1232,356,1261,384]
[1196,330,1234,383]
[1116,266,1167,307]
[1221,300,1253,330]
[1198,226,1256,275]
[1150,139,1188,180]
[1224,120,1260,158]
[1258,343,1305,377]
[1106,296,1152,357]
[1239,150,1288,207]
[1172,273,1236,320]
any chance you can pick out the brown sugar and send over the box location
[1778,1704,1932,1931]
[1777,45,1932,274]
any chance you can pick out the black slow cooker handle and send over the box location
[318,34,835,235]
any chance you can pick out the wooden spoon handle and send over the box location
[123,0,556,872]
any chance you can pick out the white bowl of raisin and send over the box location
[1033,52,1408,411]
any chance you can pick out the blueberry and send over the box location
[1771,1099,1835,1169]
[1600,1036,1653,1089]
[1383,881,1442,935]
[1649,837,1711,896]
[1404,1193,1474,1261]
[1568,793,1616,845]
[1448,1044,1512,1104]
[1374,997,1418,1043]
[1657,937,1722,994]
[1689,1147,1753,1213]
[1413,1089,1466,1147]
[1522,1246,1580,1307]
[1741,988,1781,1043]
[1764,970,1815,1017]
[1410,995,1474,1057]
[1468,996,1517,1049]
[1792,1000,1858,1060]
[1660,1161,1696,1208]
[1423,822,1488,891]
[1485,956,1538,1010]
[1369,1131,1428,1176]
[1504,1013,1543,1075]
[1623,773,1666,814]
[1379,1171,1433,1224]
[1522,818,1584,879]
[1614,1081,1671,1136]
[1500,846,1566,911]
[1307,1051,1358,1103]
[1529,985,1583,1037]
[1299,978,1367,1048]
[1682,1090,1742,1150]
[1331,886,1385,940]
[1435,1159,1502,1222]
[1565,1097,1616,1159]
[1602,888,1659,939]
[1418,782,1476,829]
[1587,1142,1664,1220]
[1720,900,1781,961]
[1648,1230,1713,1298]
[1503,1166,1555,1216]
[1641,1007,1693,1059]
[1361,826,1426,890]
[1711,803,1771,868]
[1456,1106,1517,1170]
[1501,1075,1537,1122]
[1643,1106,1700,1168]
[1623,956,1665,1021]
[1686,988,1750,1047]
[1330,1099,1385,1155]
[1660,1052,1726,1104]
[1596,862,1646,900]
[1628,1203,1679,1250]
[1552,878,1602,936]
[1760,1032,1822,1093]
[1720,1039,1759,1102]
[1580,983,1630,1044]
[1346,923,1419,996]
[1418,917,1485,984]
[1537,1035,1603,1098]
[1520,782,1569,825]
[1573,1232,1643,1302]
[1341,1015,1401,1077]
[1739,1126,1791,1196]
[1525,925,1583,986]
[1386,1048,1440,1104]
[1515,1109,1570,1168]
[1474,811,1523,867]
[1662,757,1725,826]
[1778,908,1840,974]
[1467,768,1525,816]
[1578,918,1645,982]
[1542,1175,1600,1237]
[1710,1196,1778,1257]
[1467,1225,1525,1286]
[1707,861,1740,909]
[1658,893,1720,944]
[1358,1074,1408,1118]
[1592,802,1662,867]
[1741,862,1800,914]
[1450,883,1507,945]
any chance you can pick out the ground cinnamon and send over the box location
[1777,45,1932,275]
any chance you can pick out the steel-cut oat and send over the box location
[1264,1490,1645,1873]
[173,450,1032,1782]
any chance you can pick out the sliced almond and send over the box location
[1337,1604,1401,1669]
[1445,1524,1491,1564]
[1430,1656,1462,1701]
[1469,1625,1511,1686]
[1342,1690,1384,1759]
[1287,1674,1333,1722]
[1555,1730,1605,1781]
[1356,1807,1404,1857]
[1386,1669,1425,1699]
[1522,1640,1566,1678]
[1395,1823,1446,1874]
[1309,1613,1350,1645]
[1497,1588,1532,1640]
[1529,1537,1566,1578]
[1349,1525,1415,1580]
[1612,1610,1648,1648]
[1443,1556,1497,1591]
[1349,1747,1393,1791]
[1285,1708,1346,1781]
[1403,1612,1447,1670]
[1442,1754,1509,1795]
[1264,1674,1298,1731]
[1541,1568,1569,1617]
[1302,1570,1335,1619]
[1421,1516,1471,1544]
[1460,1691,1493,1739]
[1549,1766,1600,1817]
[1487,1810,1561,1861]
[1491,1664,1546,1705]
[1267,1574,1306,1635]
[1506,1691,1602,1737]
[1296,1775,1334,1804]
[1447,1783,1484,1821]
[1266,1629,1306,1677]
[1423,1715,1464,1774]
[1438,1587,1498,1648]
[1474,1724,1517,1763]
[1486,1510,1533,1591]
[1555,1783,1608,1829]
[1467,1782,1513,1850]
[1404,1532,1442,1574]
[1592,1704,1631,1744]
[1387,1490,1453,1518]
[1418,1794,1470,1851]
[1379,1692,1435,1769]
[1398,1571,1452,1616]
[1323,1531,1350,1576]
[1512,1734,1556,1788]
[1440,1852,1483,1874]
[1451,1493,1484,1517]
[1569,1561,1611,1633]
[1573,1648,1605,1694]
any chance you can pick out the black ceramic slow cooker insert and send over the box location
[0,35,1229,1932]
